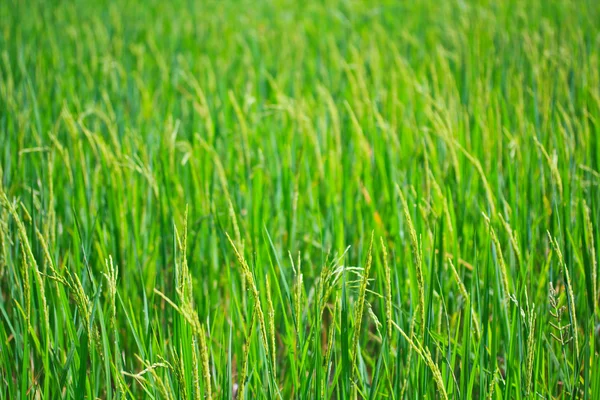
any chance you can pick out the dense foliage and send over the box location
[1,0,600,398]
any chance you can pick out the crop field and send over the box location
[1,0,600,398]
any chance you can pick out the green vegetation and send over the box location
[1,0,600,398]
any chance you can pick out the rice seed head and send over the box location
[351,231,374,364]
[455,142,496,216]
[394,322,448,400]
[547,232,579,356]
[428,169,453,234]
[563,265,579,357]
[483,213,511,299]
[486,368,502,400]
[191,336,202,400]
[367,303,382,337]
[1,190,50,339]
[239,307,257,400]
[225,232,270,364]
[103,255,118,320]
[380,236,393,339]
[582,200,597,315]
[198,324,213,400]
[265,275,277,379]
[64,266,102,356]
[396,185,425,331]
[127,358,174,400]
[498,213,522,268]
[448,258,480,339]
[534,136,563,200]
[172,353,188,400]
[525,305,536,396]
[294,252,303,337]
[322,299,337,399]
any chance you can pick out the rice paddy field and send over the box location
[2,0,600,398]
